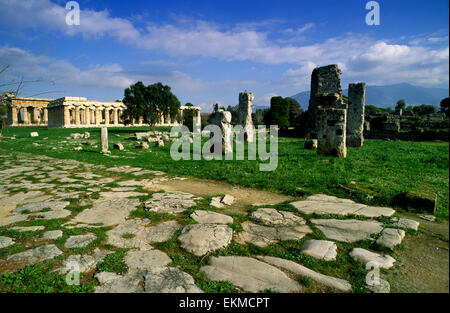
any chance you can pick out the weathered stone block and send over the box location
[317,108,347,158]
[347,83,365,147]
[238,91,255,142]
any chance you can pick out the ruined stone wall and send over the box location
[346,83,366,147]
[317,108,347,158]
[306,64,343,138]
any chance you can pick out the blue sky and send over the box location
[0,0,448,112]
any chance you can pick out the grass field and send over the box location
[1,126,448,219]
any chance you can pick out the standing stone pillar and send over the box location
[138,116,143,125]
[113,108,119,125]
[43,108,48,125]
[238,91,255,142]
[306,64,343,138]
[317,108,347,158]
[104,108,110,125]
[32,107,39,124]
[95,108,101,125]
[11,107,18,125]
[346,83,366,147]
[85,108,90,126]
[100,127,109,153]
[64,106,70,126]
[210,110,233,154]
[75,107,80,126]
[23,107,29,124]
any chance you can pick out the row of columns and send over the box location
[64,106,123,126]
[10,106,48,125]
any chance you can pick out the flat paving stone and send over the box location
[301,240,337,261]
[178,224,233,256]
[190,210,233,224]
[1,209,72,226]
[124,250,172,270]
[107,219,180,249]
[235,221,312,247]
[5,244,62,267]
[291,194,395,218]
[59,249,112,274]
[311,219,383,243]
[72,198,140,226]
[11,226,45,232]
[250,208,306,227]
[65,234,97,248]
[12,201,70,213]
[201,256,302,293]
[0,236,14,248]
[349,248,396,269]
[392,218,420,231]
[257,255,352,292]
[376,228,405,250]
[144,191,200,214]
[95,267,203,293]
[36,230,63,242]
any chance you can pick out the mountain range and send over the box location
[255,83,449,111]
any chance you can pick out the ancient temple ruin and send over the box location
[5,95,52,126]
[6,95,201,128]
[47,97,127,128]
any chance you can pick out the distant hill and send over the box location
[288,83,449,111]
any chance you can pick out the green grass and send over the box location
[1,126,448,219]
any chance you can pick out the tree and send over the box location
[269,96,290,130]
[439,97,449,118]
[285,97,302,127]
[395,99,406,111]
[412,104,437,116]
[122,82,180,129]
[182,102,196,132]
[213,103,219,112]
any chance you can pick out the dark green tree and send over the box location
[285,97,302,127]
[395,99,406,111]
[269,96,290,130]
[122,82,180,129]
[182,102,196,132]
[412,104,437,116]
[439,97,449,118]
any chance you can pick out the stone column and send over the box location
[238,92,255,142]
[23,107,29,124]
[64,106,70,126]
[113,108,119,125]
[11,107,18,125]
[346,83,366,147]
[75,106,80,126]
[100,127,109,153]
[317,107,347,158]
[32,107,39,124]
[138,116,143,125]
[43,108,48,125]
[95,108,101,125]
[104,108,110,125]
[85,108,91,126]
